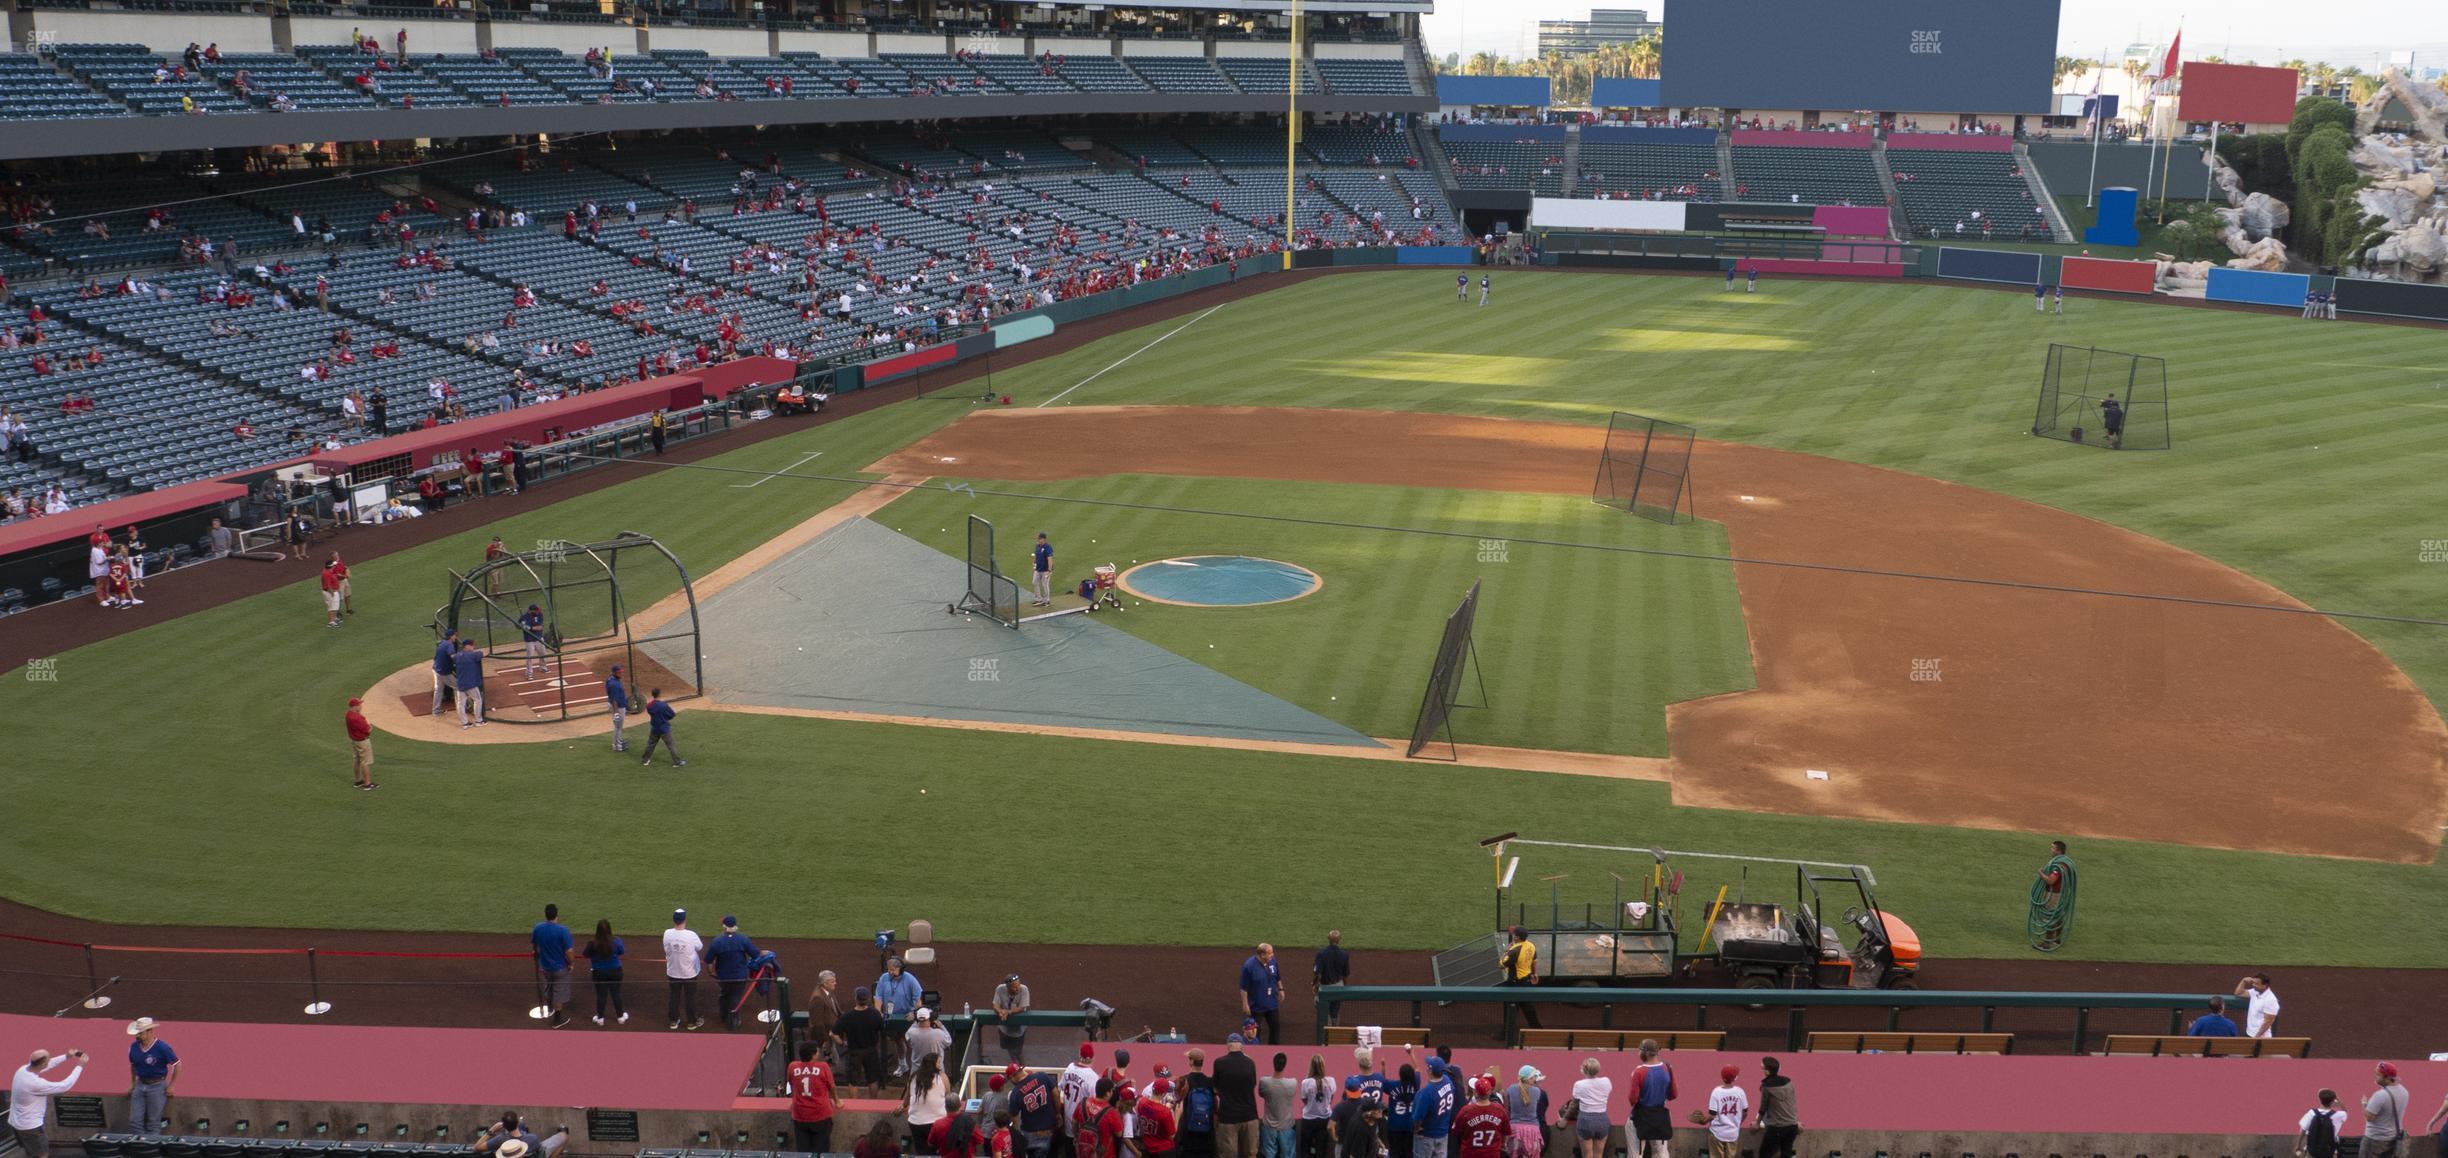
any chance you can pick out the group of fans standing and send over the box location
[781,1036,1791,1158]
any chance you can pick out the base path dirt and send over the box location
[876,406,2448,864]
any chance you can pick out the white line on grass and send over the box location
[1039,303,1228,408]
[731,451,824,488]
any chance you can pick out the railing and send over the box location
[524,400,732,484]
[1315,984,2215,1054]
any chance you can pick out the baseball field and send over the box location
[4,268,2446,976]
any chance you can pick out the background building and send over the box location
[1537,9,1662,59]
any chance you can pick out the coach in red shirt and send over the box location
[345,697,376,792]
[787,1040,836,1154]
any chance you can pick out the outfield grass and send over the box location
[2,268,2445,966]
[879,476,1753,754]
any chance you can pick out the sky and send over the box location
[1420,1,2448,70]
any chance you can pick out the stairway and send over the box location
[1870,138,1907,239]
[1559,125,1583,197]
[2019,144,2078,242]
[1717,132,1737,199]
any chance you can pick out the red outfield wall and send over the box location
[2061,255,2158,295]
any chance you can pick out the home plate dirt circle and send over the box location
[873,405,2448,864]
[1118,555,1325,607]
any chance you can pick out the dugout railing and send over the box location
[1313,984,2220,1054]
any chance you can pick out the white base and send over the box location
[527,1005,553,1020]
[304,1001,333,1016]
[757,1008,781,1024]
[82,996,112,1010]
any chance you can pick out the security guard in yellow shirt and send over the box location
[1501,925,1540,1029]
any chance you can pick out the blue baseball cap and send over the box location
[1227,1033,1245,1045]
[1424,1058,1446,1076]
[1343,1076,1364,1092]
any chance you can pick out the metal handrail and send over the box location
[1316,984,2215,1054]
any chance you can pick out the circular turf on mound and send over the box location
[1118,555,1323,607]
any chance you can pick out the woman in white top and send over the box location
[904,1053,950,1155]
[1296,1054,1336,1158]
[1570,1058,1613,1158]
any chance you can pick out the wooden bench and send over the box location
[1518,1029,1728,1052]
[2103,1034,2312,1058]
[1804,1032,2014,1055]
[1324,1026,1432,1047]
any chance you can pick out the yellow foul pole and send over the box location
[1284,0,1300,269]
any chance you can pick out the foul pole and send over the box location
[1284,0,1300,269]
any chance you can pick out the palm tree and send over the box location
[1627,33,1660,80]
[2278,58,2308,91]
[1465,51,1502,77]
[2348,73,2378,104]
[2310,61,2339,92]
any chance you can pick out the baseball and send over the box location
[920,789,928,795]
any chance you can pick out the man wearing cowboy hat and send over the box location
[124,1018,179,1135]
[10,1046,88,1158]
[472,1111,540,1156]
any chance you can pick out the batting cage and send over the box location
[1406,579,1489,759]
[2030,344,2171,451]
[950,514,1021,628]
[1592,411,1698,524]
[433,531,701,721]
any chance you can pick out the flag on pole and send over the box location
[2158,29,2182,85]
[2083,67,2104,132]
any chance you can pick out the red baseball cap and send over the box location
[1080,1044,1095,1060]
[2378,1062,2399,1078]
[1720,1065,1740,1082]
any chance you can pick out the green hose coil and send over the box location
[2029,853,2077,952]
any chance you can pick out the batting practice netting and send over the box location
[1592,411,1698,524]
[433,531,702,720]
[1406,579,1489,759]
[2031,344,2171,451]
[952,514,1021,628]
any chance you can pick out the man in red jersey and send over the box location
[1451,1077,1507,1158]
[786,1040,836,1154]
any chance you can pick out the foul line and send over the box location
[1039,303,1228,408]
[731,450,824,488]
[557,454,2448,630]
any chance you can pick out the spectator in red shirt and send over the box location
[320,555,345,627]
[1132,1083,1178,1156]
[787,1040,838,1154]
[1085,1081,1126,1158]
[928,1098,981,1158]
[345,696,376,791]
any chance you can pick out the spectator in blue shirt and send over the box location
[1412,1058,1456,1156]
[603,664,628,753]
[581,919,627,1026]
[874,956,923,1072]
[1239,943,1282,1044]
[428,629,457,716]
[707,916,762,1031]
[124,1017,178,1135]
[640,688,685,766]
[2186,996,2241,1037]
[452,639,486,729]
[531,903,574,1028]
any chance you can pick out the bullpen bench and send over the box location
[1519,1029,1728,1052]
[2103,1034,2312,1057]
[1805,1031,2014,1055]
[1324,1026,1432,1047]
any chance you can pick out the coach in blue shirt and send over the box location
[532,904,574,1028]
[125,1017,178,1136]
[453,639,486,728]
[707,916,761,1030]
[603,665,628,754]
[429,629,458,715]
[1238,943,1281,1044]
[2187,996,2240,1037]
